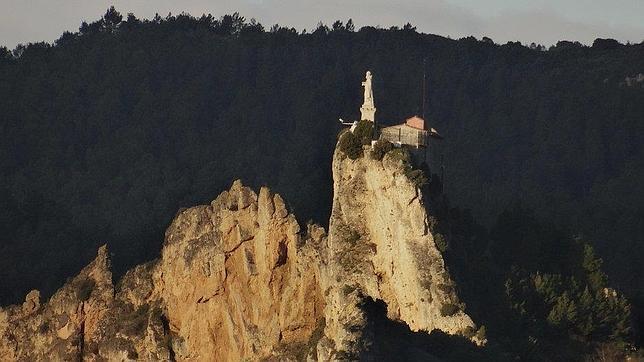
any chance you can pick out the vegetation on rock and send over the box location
[338,131,363,160]
[385,147,429,187]
[352,120,374,145]
[370,139,394,161]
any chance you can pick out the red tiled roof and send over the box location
[405,116,426,130]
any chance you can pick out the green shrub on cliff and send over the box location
[388,147,411,163]
[338,131,363,160]
[405,168,428,188]
[370,140,394,160]
[353,120,374,145]
[386,147,428,186]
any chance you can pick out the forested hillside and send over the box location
[0,7,642,337]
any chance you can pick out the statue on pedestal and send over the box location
[360,71,376,122]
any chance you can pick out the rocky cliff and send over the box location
[320,146,482,358]
[0,145,482,361]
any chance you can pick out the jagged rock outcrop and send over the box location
[319,146,482,358]
[0,245,115,360]
[150,181,326,360]
[0,145,481,361]
[0,181,326,361]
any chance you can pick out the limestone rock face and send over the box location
[0,244,114,361]
[0,182,325,361]
[152,181,326,361]
[0,146,481,360]
[320,147,481,357]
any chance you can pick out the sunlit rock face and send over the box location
[319,146,481,358]
[0,182,326,361]
[0,245,119,361]
[0,145,482,361]
[152,180,326,361]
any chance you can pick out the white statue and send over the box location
[360,70,376,122]
[362,71,374,107]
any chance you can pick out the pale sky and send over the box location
[1,0,643,49]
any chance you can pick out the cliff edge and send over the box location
[319,145,481,358]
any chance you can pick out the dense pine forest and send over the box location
[1,8,642,357]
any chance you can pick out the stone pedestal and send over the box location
[360,105,376,122]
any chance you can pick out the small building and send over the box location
[380,116,442,148]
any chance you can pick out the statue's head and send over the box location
[366,70,372,78]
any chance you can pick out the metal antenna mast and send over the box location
[422,57,428,165]
[422,57,427,121]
